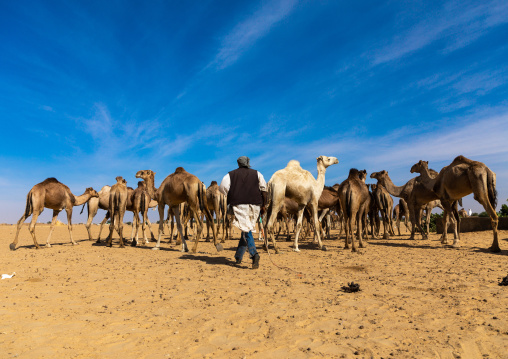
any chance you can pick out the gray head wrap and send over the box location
[237,156,251,168]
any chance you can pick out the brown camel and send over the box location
[135,168,221,253]
[106,176,129,248]
[370,183,395,239]
[424,156,498,251]
[393,199,410,235]
[458,208,469,218]
[83,185,157,243]
[410,161,461,241]
[131,181,157,246]
[11,178,99,250]
[370,168,437,240]
[205,181,226,243]
[316,185,342,240]
[338,169,370,251]
[264,156,339,253]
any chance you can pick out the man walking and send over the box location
[219,156,267,269]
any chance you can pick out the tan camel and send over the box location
[83,185,157,243]
[131,181,157,246]
[135,168,221,253]
[458,208,469,218]
[205,181,226,243]
[370,168,437,240]
[338,169,370,251]
[11,178,98,250]
[422,156,499,251]
[371,183,395,239]
[106,176,128,248]
[264,156,339,253]
[393,199,410,236]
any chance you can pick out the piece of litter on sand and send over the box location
[1,272,16,280]
[499,274,508,286]
[341,282,360,293]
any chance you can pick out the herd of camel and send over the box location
[10,155,501,254]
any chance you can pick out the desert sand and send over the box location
[0,223,507,359]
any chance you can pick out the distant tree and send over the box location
[471,212,479,217]
[498,204,508,217]
[478,211,489,217]
[126,221,132,225]
[428,213,443,233]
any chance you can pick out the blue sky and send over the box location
[1,0,508,224]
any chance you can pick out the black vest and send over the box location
[227,167,263,206]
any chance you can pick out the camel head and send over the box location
[317,156,339,168]
[135,170,156,181]
[370,170,388,182]
[115,176,127,185]
[410,160,429,174]
[359,169,367,182]
[85,187,99,198]
[137,181,146,188]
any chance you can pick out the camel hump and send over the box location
[452,155,477,166]
[286,160,301,168]
[347,168,360,179]
[210,180,217,186]
[41,177,60,185]
[174,167,186,174]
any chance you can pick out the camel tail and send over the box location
[24,192,33,218]
[80,203,87,215]
[487,169,497,210]
[197,183,205,212]
[345,187,353,219]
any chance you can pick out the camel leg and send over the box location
[64,207,77,246]
[141,212,150,245]
[172,206,189,252]
[45,210,60,248]
[153,204,166,250]
[357,209,366,250]
[396,214,401,236]
[131,212,140,247]
[190,208,204,253]
[106,210,116,247]
[292,206,306,252]
[119,210,126,248]
[27,210,42,249]
[97,212,110,243]
[85,205,98,241]
[311,205,326,250]
[11,210,31,250]
[265,201,284,254]
[205,214,211,242]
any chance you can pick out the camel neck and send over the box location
[379,176,405,198]
[74,193,92,206]
[316,163,326,188]
[145,176,158,201]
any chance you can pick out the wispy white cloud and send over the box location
[208,0,297,70]
[371,0,508,65]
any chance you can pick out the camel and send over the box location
[264,156,339,253]
[205,181,227,243]
[11,178,99,250]
[135,168,221,253]
[370,168,437,240]
[421,156,499,251]
[458,208,469,218]
[370,183,395,239]
[82,185,157,243]
[131,181,157,246]
[106,176,129,248]
[316,186,342,240]
[338,169,370,251]
[393,199,410,236]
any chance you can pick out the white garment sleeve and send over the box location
[257,171,267,192]
[219,173,231,196]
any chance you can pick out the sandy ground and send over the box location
[0,223,507,359]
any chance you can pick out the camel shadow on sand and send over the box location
[179,254,235,266]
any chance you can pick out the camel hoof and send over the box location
[321,246,328,251]
[46,244,51,248]
[274,248,279,254]
[9,243,16,251]
[205,239,211,243]
[383,234,389,239]
[489,246,501,253]
[292,248,300,253]
[152,247,160,251]
[215,244,223,252]
[131,241,137,247]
